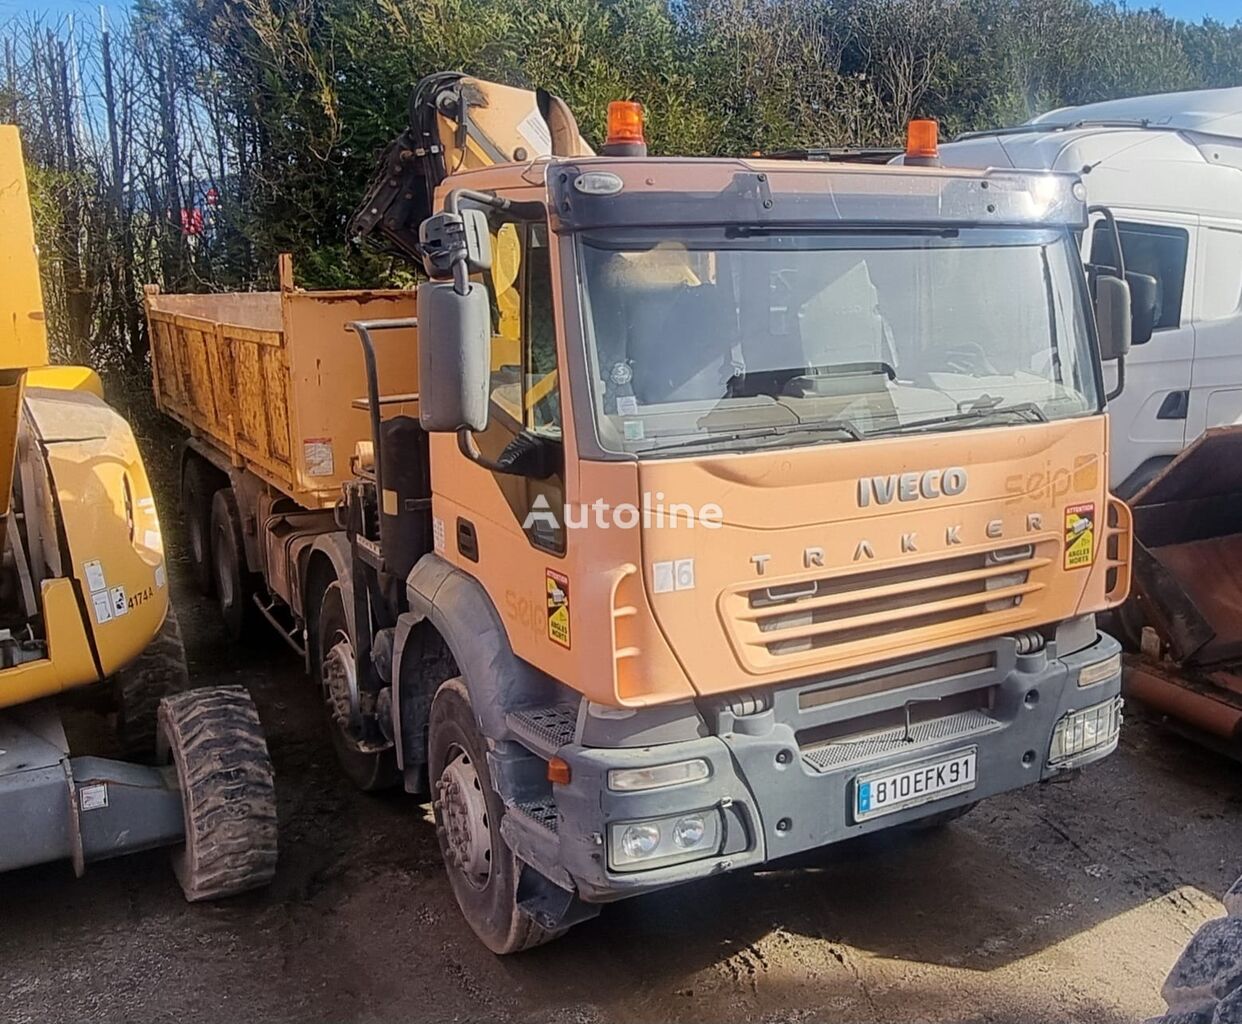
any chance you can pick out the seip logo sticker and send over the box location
[1064,502,1096,569]
[546,569,571,649]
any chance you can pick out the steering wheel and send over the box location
[943,342,999,376]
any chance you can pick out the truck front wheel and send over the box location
[428,677,563,954]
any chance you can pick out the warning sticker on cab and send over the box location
[546,569,571,649]
[1064,502,1096,569]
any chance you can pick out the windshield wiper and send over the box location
[873,400,1049,437]
[636,418,865,455]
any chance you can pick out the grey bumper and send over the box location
[549,631,1123,903]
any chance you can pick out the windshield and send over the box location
[577,226,1100,456]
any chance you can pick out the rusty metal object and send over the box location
[1121,427,1242,743]
[1124,659,1242,741]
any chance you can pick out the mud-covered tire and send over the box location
[429,677,564,954]
[182,459,221,597]
[210,489,261,643]
[315,580,399,792]
[158,685,278,902]
[114,605,191,758]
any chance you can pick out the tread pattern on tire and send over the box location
[115,606,191,758]
[159,685,278,902]
[432,678,563,954]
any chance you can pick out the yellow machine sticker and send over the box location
[546,569,571,649]
[1064,503,1096,569]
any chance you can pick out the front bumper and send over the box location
[547,631,1122,903]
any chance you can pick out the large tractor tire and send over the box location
[181,458,222,597]
[114,605,191,758]
[314,579,399,792]
[428,677,564,954]
[158,685,278,901]
[209,488,262,643]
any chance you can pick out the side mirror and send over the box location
[1095,274,1132,363]
[419,209,492,278]
[417,281,491,433]
[1125,271,1158,346]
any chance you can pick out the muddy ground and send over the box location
[1,438,1239,1024]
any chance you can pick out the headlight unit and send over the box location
[608,809,723,872]
[1048,697,1123,766]
[1077,651,1121,688]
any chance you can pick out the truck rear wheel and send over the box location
[157,685,278,901]
[210,488,261,642]
[182,459,221,596]
[114,605,190,758]
[315,580,399,792]
[428,677,564,954]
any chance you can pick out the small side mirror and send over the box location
[1095,274,1132,363]
[417,281,491,433]
[419,209,493,278]
[1125,271,1158,346]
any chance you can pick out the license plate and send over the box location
[854,748,977,822]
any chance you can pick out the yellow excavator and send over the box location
[0,125,276,899]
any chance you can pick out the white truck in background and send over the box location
[935,88,1242,497]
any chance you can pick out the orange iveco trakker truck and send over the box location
[147,75,1138,952]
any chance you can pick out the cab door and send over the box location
[1087,211,1197,495]
[1184,217,1242,446]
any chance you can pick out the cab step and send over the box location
[506,704,579,757]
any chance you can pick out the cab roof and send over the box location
[446,156,1088,232]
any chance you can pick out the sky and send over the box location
[3,0,1241,24]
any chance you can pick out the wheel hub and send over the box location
[436,750,492,887]
[322,636,362,737]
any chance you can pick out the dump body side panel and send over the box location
[145,276,418,509]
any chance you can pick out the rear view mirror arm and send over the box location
[346,317,420,519]
[1106,354,1125,403]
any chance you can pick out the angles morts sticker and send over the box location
[1064,502,1096,569]
[546,569,571,649]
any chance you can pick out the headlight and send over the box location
[1048,697,1123,766]
[608,809,723,872]
[607,759,710,792]
[1078,652,1121,688]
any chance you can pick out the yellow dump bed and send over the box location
[145,256,418,508]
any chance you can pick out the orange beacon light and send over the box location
[602,100,647,157]
[905,118,941,166]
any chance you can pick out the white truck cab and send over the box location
[936,88,1242,495]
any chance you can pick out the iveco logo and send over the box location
[858,467,968,507]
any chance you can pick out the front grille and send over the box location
[721,542,1051,672]
[801,708,1001,774]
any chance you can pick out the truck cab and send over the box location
[935,86,1242,497]
[156,76,1134,952]
[379,82,1133,948]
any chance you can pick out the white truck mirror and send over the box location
[417,281,491,433]
[1095,274,1132,363]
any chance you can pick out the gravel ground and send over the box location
[1,469,1239,1024]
